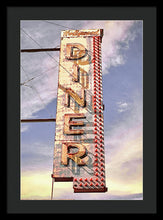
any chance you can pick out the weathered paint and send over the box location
[52,29,107,193]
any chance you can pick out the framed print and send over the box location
[6,6,157,214]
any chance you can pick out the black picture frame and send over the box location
[5,5,157,214]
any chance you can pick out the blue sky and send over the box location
[20,20,143,200]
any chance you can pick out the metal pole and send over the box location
[21,118,56,123]
[51,177,54,200]
[21,48,60,53]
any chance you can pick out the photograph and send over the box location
[20,20,143,200]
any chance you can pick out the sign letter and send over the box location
[66,43,87,60]
[64,113,86,135]
[61,143,86,165]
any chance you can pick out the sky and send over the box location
[20,20,143,200]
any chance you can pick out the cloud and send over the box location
[21,118,143,200]
[21,168,142,200]
[116,101,131,113]
[21,97,143,200]
[21,124,30,133]
[21,170,76,200]
[20,60,58,119]
[21,21,60,120]
[21,141,54,173]
[81,20,141,74]
[21,171,52,200]
[103,91,143,198]
[20,21,143,200]
[102,21,135,73]
[21,20,141,122]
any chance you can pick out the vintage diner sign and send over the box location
[52,29,107,192]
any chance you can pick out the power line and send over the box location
[21,27,100,102]
[21,65,58,86]
[21,65,53,118]
[21,28,43,49]
[41,20,74,30]
[21,27,60,68]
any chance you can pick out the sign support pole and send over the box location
[51,177,54,200]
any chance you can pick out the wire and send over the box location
[41,20,74,30]
[21,28,43,49]
[20,65,58,85]
[21,27,102,103]
[21,65,53,118]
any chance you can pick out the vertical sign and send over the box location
[52,29,107,192]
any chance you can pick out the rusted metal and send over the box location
[63,114,86,135]
[61,29,103,38]
[74,187,107,193]
[51,177,54,200]
[52,29,107,193]
[53,177,74,182]
[21,48,60,53]
[21,118,56,123]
